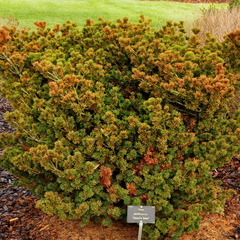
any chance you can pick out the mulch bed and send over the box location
[0,169,52,240]
[0,94,240,239]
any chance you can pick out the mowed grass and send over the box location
[0,0,227,30]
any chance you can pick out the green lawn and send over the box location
[0,0,227,30]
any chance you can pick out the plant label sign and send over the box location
[127,206,155,223]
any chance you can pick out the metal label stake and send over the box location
[127,205,155,240]
[138,220,143,240]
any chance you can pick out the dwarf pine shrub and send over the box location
[0,17,240,239]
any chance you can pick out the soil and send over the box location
[0,96,240,240]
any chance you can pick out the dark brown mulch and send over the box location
[211,156,240,237]
[211,155,240,195]
[0,169,52,240]
[0,96,15,156]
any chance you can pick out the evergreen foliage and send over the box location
[223,29,240,73]
[0,16,240,239]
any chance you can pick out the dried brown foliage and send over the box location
[34,21,47,29]
[126,182,138,197]
[143,146,158,167]
[100,166,112,188]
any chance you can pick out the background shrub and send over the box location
[0,17,240,239]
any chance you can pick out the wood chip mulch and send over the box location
[0,169,52,240]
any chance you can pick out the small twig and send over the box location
[50,160,62,173]
[9,217,19,223]
[1,52,22,78]
[47,71,60,81]
[20,98,31,110]
[39,225,49,231]
[12,121,46,143]
[21,88,29,95]
[90,164,100,174]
